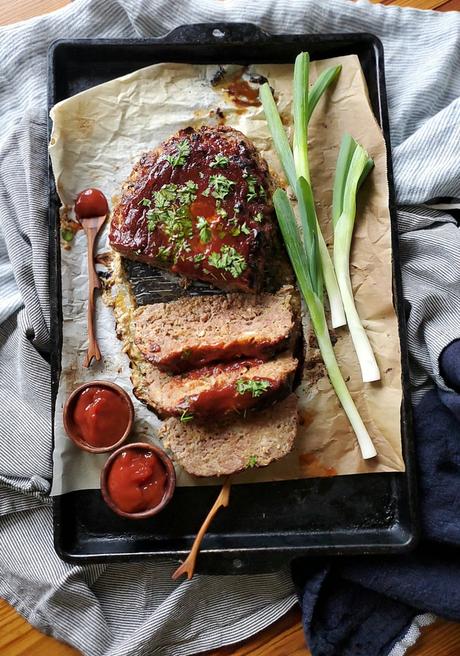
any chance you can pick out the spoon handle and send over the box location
[83,226,102,368]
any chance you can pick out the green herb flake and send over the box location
[245,174,265,202]
[210,154,230,168]
[231,226,241,237]
[196,216,212,244]
[157,245,172,261]
[194,253,206,263]
[138,198,152,207]
[235,378,271,397]
[61,229,74,243]
[246,455,258,468]
[166,139,191,167]
[207,174,235,200]
[217,206,228,219]
[207,245,247,279]
[241,223,251,235]
[254,212,264,223]
[180,409,194,423]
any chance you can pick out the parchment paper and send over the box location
[49,55,404,496]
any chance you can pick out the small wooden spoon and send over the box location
[172,477,231,581]
[75,188,109,368]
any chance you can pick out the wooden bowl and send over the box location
[63,380,134,453]
[100,442,176,519]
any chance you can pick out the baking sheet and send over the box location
[49,55,404,496]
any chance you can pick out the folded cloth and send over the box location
[0,1,459,655]
[293,339,460,655]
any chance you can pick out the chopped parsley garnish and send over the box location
[180,409,194,423]
[217,206,228,219]
[245,174,266,202]
[207,174,235,200]
[138,198,152,207]
[230,226,241,237]
[235,378,271,397]
[143,181,198,258]
[196,216,212,243]
[210,154,230,168]
[157,245,172,261]
[246,455,258,468]
[254,212,264,223]
[241,222,251,235]
[194,253,206,263]
[166,139,190,167]
[208,245,247,278]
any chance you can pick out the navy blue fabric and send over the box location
[293,339,460,655]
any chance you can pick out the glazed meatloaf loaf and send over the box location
[160,393,298,477]
[134,285,298,374]
[109,125,276,293]
[132,352,298,419]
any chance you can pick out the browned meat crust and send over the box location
[133,285,298,374]
[159,393,298,477]
[109,125,275,293]
[132,352,298,419]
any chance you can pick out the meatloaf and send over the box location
[132,352,298,419]
[160,393,298,477]
[133,285,298,374]
[109,125,275,293]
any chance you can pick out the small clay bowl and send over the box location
[100,442,176,519]
[63,380,134,454]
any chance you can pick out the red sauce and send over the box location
[185,376,277,417]
[75,188,109,219]
[70,386,130,448]
[107,448,168,513]
[226,79,261,107]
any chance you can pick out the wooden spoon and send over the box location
[74,188,109,368]
[172,477,231,581]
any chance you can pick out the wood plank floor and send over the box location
[0,0,459,654]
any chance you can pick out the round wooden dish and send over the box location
[63,380,134,453]
[100,442,176,519]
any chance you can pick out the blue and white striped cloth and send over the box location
[0,1,459,655]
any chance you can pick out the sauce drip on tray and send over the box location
[75,188,109,219]
[107,448,168,514]
[70,386,131,448]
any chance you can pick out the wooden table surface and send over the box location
[1,0,459,654]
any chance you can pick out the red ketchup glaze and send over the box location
[107,448,168,514]
[185,377,277,417]
[70,386,130,448]
[75,188,109,219]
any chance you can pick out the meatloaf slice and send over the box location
[133,285,298,374]
[132,352,298,419]
[109,125,275,293]
[159,393,298,477]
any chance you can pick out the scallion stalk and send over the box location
[332,134,380,383]
[274,188,377,460]
[307,65,342,123]
[260,57,346,329]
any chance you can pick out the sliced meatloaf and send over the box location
[133,285,298,374]
[159,393,298,477]
[132,352,298,419]
[109,125,275,293]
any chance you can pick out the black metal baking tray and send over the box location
[49,23,418,571]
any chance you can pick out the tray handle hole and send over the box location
[212,29,225,39]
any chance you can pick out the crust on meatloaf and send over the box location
[109,125,276,293]
[132,352,298,419]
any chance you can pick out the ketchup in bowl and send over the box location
[101,443,176,518]
[63,381,134,453]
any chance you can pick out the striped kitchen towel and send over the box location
[0,1,459,655]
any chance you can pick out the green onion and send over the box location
[307,65,342,123]
[332,134,380,383]
[260,55,346,328]
[273,189,377,460]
